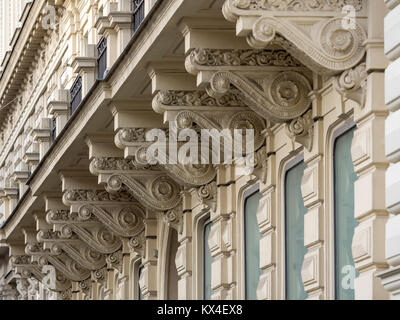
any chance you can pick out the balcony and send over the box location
[70,76,83,115]
[97,37,108,80]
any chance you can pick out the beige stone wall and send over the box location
[0,0,394,300]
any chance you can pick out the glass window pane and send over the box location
[285,161,308,300]
[138,266,144,300]
[204,221,213,300]
[245,191,263,300]
[334,127,359,300]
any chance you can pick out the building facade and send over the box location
[0,0,398,300]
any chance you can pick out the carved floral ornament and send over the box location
[224,0,363,12]
[222,0,367,74]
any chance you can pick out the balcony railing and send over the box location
[133,0,145,33]
[97,37,107,79]
[51,117,57,142]
[70,76,82,115]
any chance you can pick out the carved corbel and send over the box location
[334,63,367,108]
[91,267,107,283]
[206,70,312,123]
[9,254,71,292]
[25,242,91,282]
[196,182,218,212]
[36,228,107,271]
[163,206,184,235]
[62,189,148,238]
[46,209,122,254]
[106,250,123,273]
[222,0,367,74]
[285,109,314,151]
[112,129,218,187]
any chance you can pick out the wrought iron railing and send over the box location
[133,0,145,33]
[51,117,57,142]
[70,76,82,114]
[97,37,107,79]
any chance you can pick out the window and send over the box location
[51,117,56,142]
[70,76,82,115]
[97,37,107,80]
[285,160,307,300]
[138,265,144,300]
[244,189,263,300]
[133,0,145,32]
[203,220,212,300]
[334,126,358,300]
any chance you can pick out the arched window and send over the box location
[203,220,212,300]
[285,158,307,300]
[244,187,263,300]
[138,265,144,300]
[333,126,358,299]
[166,228,179,300]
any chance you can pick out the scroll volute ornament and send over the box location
[335,62,367,108]
[207,70,312,123]
[222,0,367,75]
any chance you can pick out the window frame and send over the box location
[241,183,262,300]
[283,153,307,300]
[331,120,357,300]
[202,218,212,300]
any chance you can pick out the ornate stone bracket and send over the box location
[63,189,146,239]
[112,130,218,187]
[222,0,367,74]
[335,62,367,108]
[36,229,107,271]
[47,209,122,254]
[163,205,184,235]
[205,70,312,123]
[196,182,218,212]
[285,109,314,151]
[10,254,71,292]
[25,242,91,282]
[105,174,181,212]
